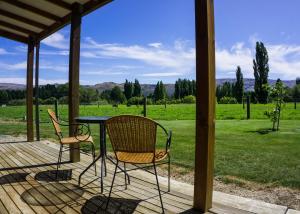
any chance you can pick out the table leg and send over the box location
[78,154,102,186]
[99,123,106,193]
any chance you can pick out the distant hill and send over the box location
[0,79,296,96]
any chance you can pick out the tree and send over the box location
[0,90,9,104]
[234,66,244,103]
[153,81,166,102]
[264,79,286,131]
[110,86,126,104]
[124,79,133,100]
[296,77,300,85]
[253,41,269,103]
[133,79,141,97]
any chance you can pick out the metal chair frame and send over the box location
[47,109,97,178]
[105,115,172,214]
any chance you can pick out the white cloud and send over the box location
[42,32,69,49]
[216,40,300,80]
[0,61,27,70]
[141,72,182,77]
[81,38,195,74]
[0,77,67,85]
[0,48,8,55]
[148,43,162,48]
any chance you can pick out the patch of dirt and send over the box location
[157,165,300,211]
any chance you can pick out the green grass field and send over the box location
[0,104,299,189]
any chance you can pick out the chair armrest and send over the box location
[166,130,172,152]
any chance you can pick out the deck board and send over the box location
[0,139,219,213]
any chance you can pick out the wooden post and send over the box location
[68,3,82,162]
[242,97,245,109]
[294,99,297,109]
[54,99,59,120]
[35,41,40,141]
[194,0,215,212]
[143,97,147,117]
[247,96,250,119]
[26,38,34,142]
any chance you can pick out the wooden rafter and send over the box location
[0,28,28,43]
[0,20,36,36]
[2,0,61,21]
[44,0,72,10]
[0,9,48,29]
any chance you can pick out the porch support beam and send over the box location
[193,0,216,212]
[35,41,40,141]
[26,38,34,142]
[68,3,82,162]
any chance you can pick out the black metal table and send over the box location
[75,116,111,193]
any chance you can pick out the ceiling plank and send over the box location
[0,9,47,29]
[44,0,72,11]
[38,0,112,41]
[2,0,61,21]
[0,20,36,36]
[0,29,28,43]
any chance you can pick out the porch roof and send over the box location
[0,0,112,44]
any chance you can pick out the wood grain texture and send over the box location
[26,39,34,142]
[68,3,82,162]
[194,0,216,212]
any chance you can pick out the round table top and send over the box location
[75,116,111,123]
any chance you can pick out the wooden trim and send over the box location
[44,0,72,10]
[193,0,216,212]
[0,29,28,43]
[2,0,61,21]
[35,42,40,141]
[0,9,48,29]
[0,20,36,36]
[38,0,111,41]
[68,3,82,162]
[26,38,35,142]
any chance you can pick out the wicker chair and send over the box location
[105,115,172,213]
[47,109,96,178]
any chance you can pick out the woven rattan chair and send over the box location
[47,109,96,178]
[105,115,172,213]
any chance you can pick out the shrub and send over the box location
[8,99,26,106]
[127,96,144,106]
[182,95,196,104]
[42,97,57,105]
[219,96,238,104]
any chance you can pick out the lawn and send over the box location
[0,104,300,189]
[0,103,299,121]
[0,104,299,189]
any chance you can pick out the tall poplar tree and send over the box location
[124,79,133,100]
[253,41,269,103]
[234,66,244,103]
[133,79,141,97]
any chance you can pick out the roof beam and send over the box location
[0,20,36,36]
[0,29,28,44]
[2,0,61,21]
[44,0,72,10]
[38,0,112,41]
[0,9,48,29]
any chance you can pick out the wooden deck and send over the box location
[0,137,295,214]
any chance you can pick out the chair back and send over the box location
[106,115,157,153]
[47,109,62,138]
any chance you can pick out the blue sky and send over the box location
[0,0,300,85]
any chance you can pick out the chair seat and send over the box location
[60,135,93,144]
[116,150,168,164]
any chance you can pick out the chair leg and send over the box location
[91,143,97,176]
[168,154,170,192]
[153,163,165,214]
[56,144,63,179]
[105,160,118,210]
[124,162,127,189]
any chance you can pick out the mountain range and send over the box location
[0,79,296,97]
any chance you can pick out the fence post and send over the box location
[143,97,147,117]
[54,99,59,120]
[242,97,245,109]
[247,96,250,119]
[295,99,297,109]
